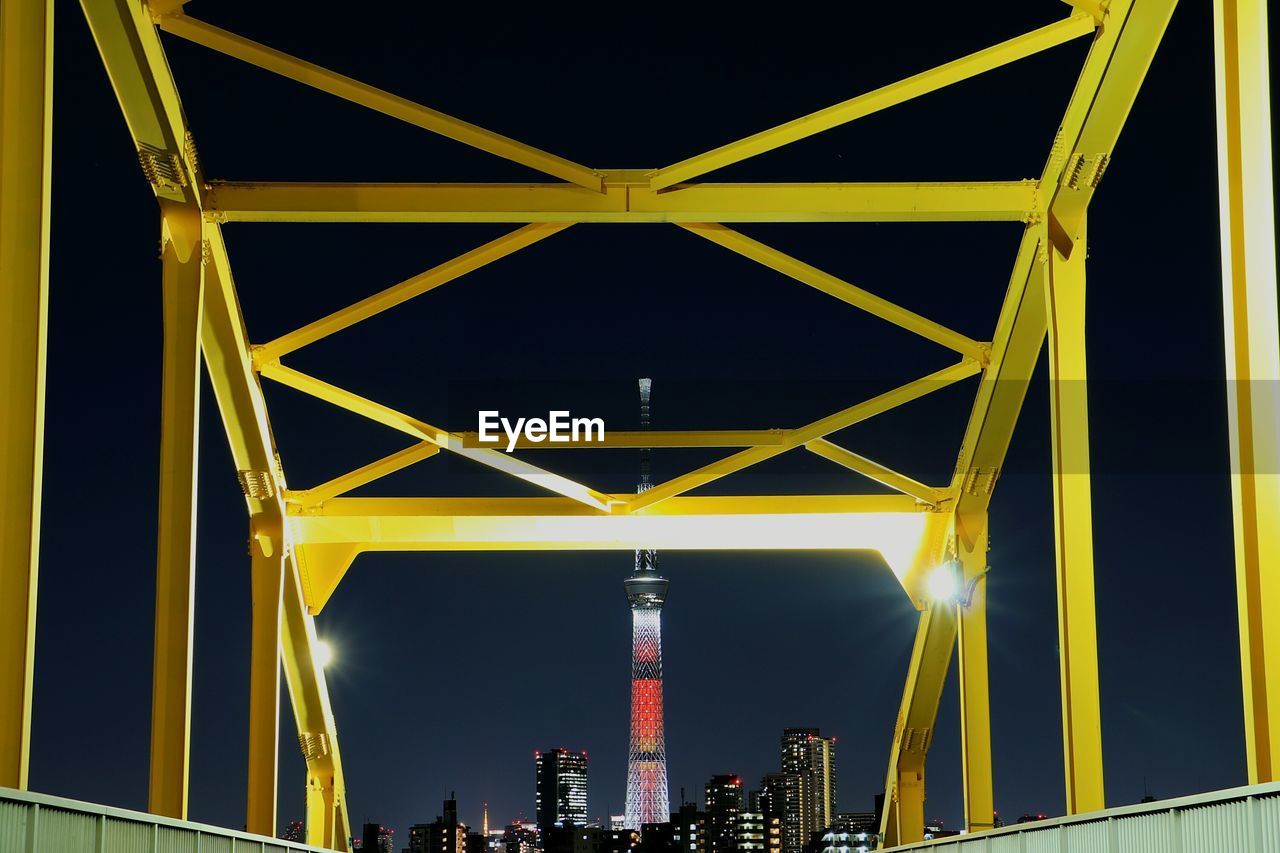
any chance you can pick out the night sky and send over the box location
[31,0,1247,842]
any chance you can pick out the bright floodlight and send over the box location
[315,639,333,668]
[927,564,958,602]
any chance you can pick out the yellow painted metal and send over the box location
[246,529,284,836]
[256,223,570,364]
[149,201,205,820]
[460,429,791,450]
[803,439,944,506]
[154,13,602,191]
[281,552,351,849]
[649,14,1097,190]
[204,230,352,846]
[880,601,958,847]
[1045,1,1178,255]
[1213,0,1280,784]
[288,495,949,614]
[260,363,617,511]
[80,0,201,204]
[679,224,988,362]
[204,180,1040,223]
[67,0,1184,845]
[0,0,52,792]
[288,442,441,510]
[628,361,980,512]
[955,514,994,833]
[1045,219,1105,814]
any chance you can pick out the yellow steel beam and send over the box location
[149,201,205,820]
[82,2,354,843]
[460,429,791,450]
[204,179,1040,224]
[290,507,933,559]
[288,495,946,612]
[0,0,52,791]
[205,230,352,846]
[880,601,957,847]
[954,0,1177,517]
[951,226,1047,520]
[288,442,440,510]
[681,223,988,362]
[255,223,569,364]
[281,550,351,849]
[260,363,617,511]
[202,227,288,553]
[649,14,1097,190]
[1214,0,1280,785]
[804,439,944,506]
[295,493,922,518]
[884,1,1175,841]
[80,0,201,204]
[628,360,980,512]
[154,13,602,191]
[1045,218,1104,813]
[955,513,994,834]
[1045,0,1178,255]
[246,528,284,837]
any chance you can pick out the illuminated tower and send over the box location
[625,378,670,829]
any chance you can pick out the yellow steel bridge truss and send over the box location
[2,0,1277,849]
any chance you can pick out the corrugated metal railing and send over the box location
[0,786,332,852]
[883,781,1280,852]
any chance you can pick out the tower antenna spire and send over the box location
[624,378,670,829]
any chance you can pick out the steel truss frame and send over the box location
[14,0,1279,849]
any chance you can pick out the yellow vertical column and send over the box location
[247,523,285,836]
[149,201,205,819]
[1214,0,1280,784]
[0,0,52,792]
[955,515,994,832]
[880,602,957,847]
[1044,218,1105,813]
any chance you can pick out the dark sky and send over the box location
[32,0,1248,842]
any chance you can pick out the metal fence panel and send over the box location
[1261,795,1280,853]
[0,800,31,852]
[35,807,97,853]
[1063,818,1107,853]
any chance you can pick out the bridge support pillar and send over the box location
[149,201,205,820]
[247,527,285,836]
[880,601,957,846]
[1044,216,1105,814]
[282,552,350,850]
[956,514,994,833]
[1214,0,1280,784]
[0,0,52,792]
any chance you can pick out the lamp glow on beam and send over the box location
[315,639,333,668]
[927,564,959,602]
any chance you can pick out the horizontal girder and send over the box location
[204,180,1040,223]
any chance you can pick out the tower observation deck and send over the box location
[624,378,670,829]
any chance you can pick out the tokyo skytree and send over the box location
[623,378,669,830]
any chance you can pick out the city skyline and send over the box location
[343,726,866,851]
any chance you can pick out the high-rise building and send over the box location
[670,802,704,853]
[703,775,743,853]
[408,797,466,853]
[779,729,836,842]
[361,823,395,853]
[538,748,590,830]
[735,812,780,853]
[625,378,670,830]
[501,821,540,853]
[757,773,804,853]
